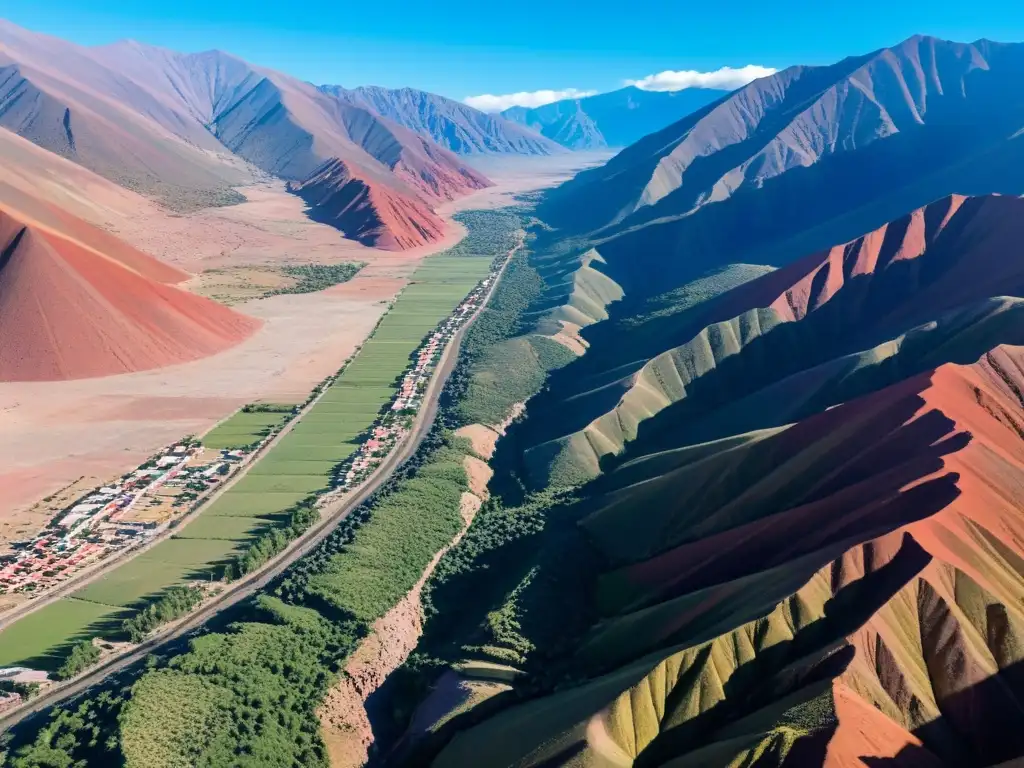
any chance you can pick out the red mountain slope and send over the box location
[516,194,1024,487]
[426,346,1024,766]
[0,208,260,381]
[289,159,447,251]
[0,23,492,246]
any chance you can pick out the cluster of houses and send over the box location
[336,270,497,491]
[157,450,243,509]
[0,442,244,597]
[0,261,502,597]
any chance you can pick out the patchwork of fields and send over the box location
[0,255,494,669]
[199,408,295,451]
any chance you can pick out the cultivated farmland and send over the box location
[0,599,127,669]
[0,237,496,668]
[200,409,294,450]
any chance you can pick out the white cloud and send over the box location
[464,88,598,113]
[626,64,777,92]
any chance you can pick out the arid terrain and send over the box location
[0,154,598,546]
[8,11,1024,768]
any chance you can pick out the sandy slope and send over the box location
[0,208,261,382]
[0,154,596,545]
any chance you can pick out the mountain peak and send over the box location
[502,85,728,149]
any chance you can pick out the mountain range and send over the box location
[0,19,729,251]
[501,85,728,149]
[540,35,1024,280]
[387,34,1024,768]
[322,85,567,156]
[6,15,1024,766]
[0,21,502,250]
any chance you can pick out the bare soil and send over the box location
[0,156,595,546]
[319,493,482,767]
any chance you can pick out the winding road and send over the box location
[0,234,520,734]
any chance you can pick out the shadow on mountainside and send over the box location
[784,657,1024,767]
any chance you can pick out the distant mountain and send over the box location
[517,35,1024,489]
[90,42,491,202]
[0,22,253,210]
[541,36,1024,285]
[0,21,491,249]
[288,159,447,250]
[501,86,728,149]
[322,85,565,156]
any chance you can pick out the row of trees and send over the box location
[122,585,206,643]
[266,262,365,296]
[2,208,527,767]
[54,639,100,681]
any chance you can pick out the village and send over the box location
[0,265,498,605]
[0,263,498,607]
[334,270,495,491]
[0,441,250,599]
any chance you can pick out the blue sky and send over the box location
[4,0,1022,105]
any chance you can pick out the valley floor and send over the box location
[0,157,596,545]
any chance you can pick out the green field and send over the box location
[0,249,497,668]
[73,561,204,609]
[201,410,293,450]
[72,539,242,609]
[203,491,312,517]
[0,599,128,669]
[171,515,278,541]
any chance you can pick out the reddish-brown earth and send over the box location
[289,160,448,251]
[714,194,1024,327]
[0,208,260,381]
[0,21,492,246]
[423,346,1024,767]
[516,193,1024,488]
[824,682,942,767]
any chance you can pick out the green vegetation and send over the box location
[54,639,100,681]
[7,692,124,767]
[73,541,237,608]
[619,263,776,330]
[200,409,293,450]
[241,402,296,413]
[223,501,319,580]
[409,486,589,683]
[122,586,206,643]
[2,208,524,765]
[203,491,310,517]
[444,228,575,427]
[0,599,126,670]
[171,513,276,541]
[265,262,365,297]
[283,435,471,623]
[157,184,247,214]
